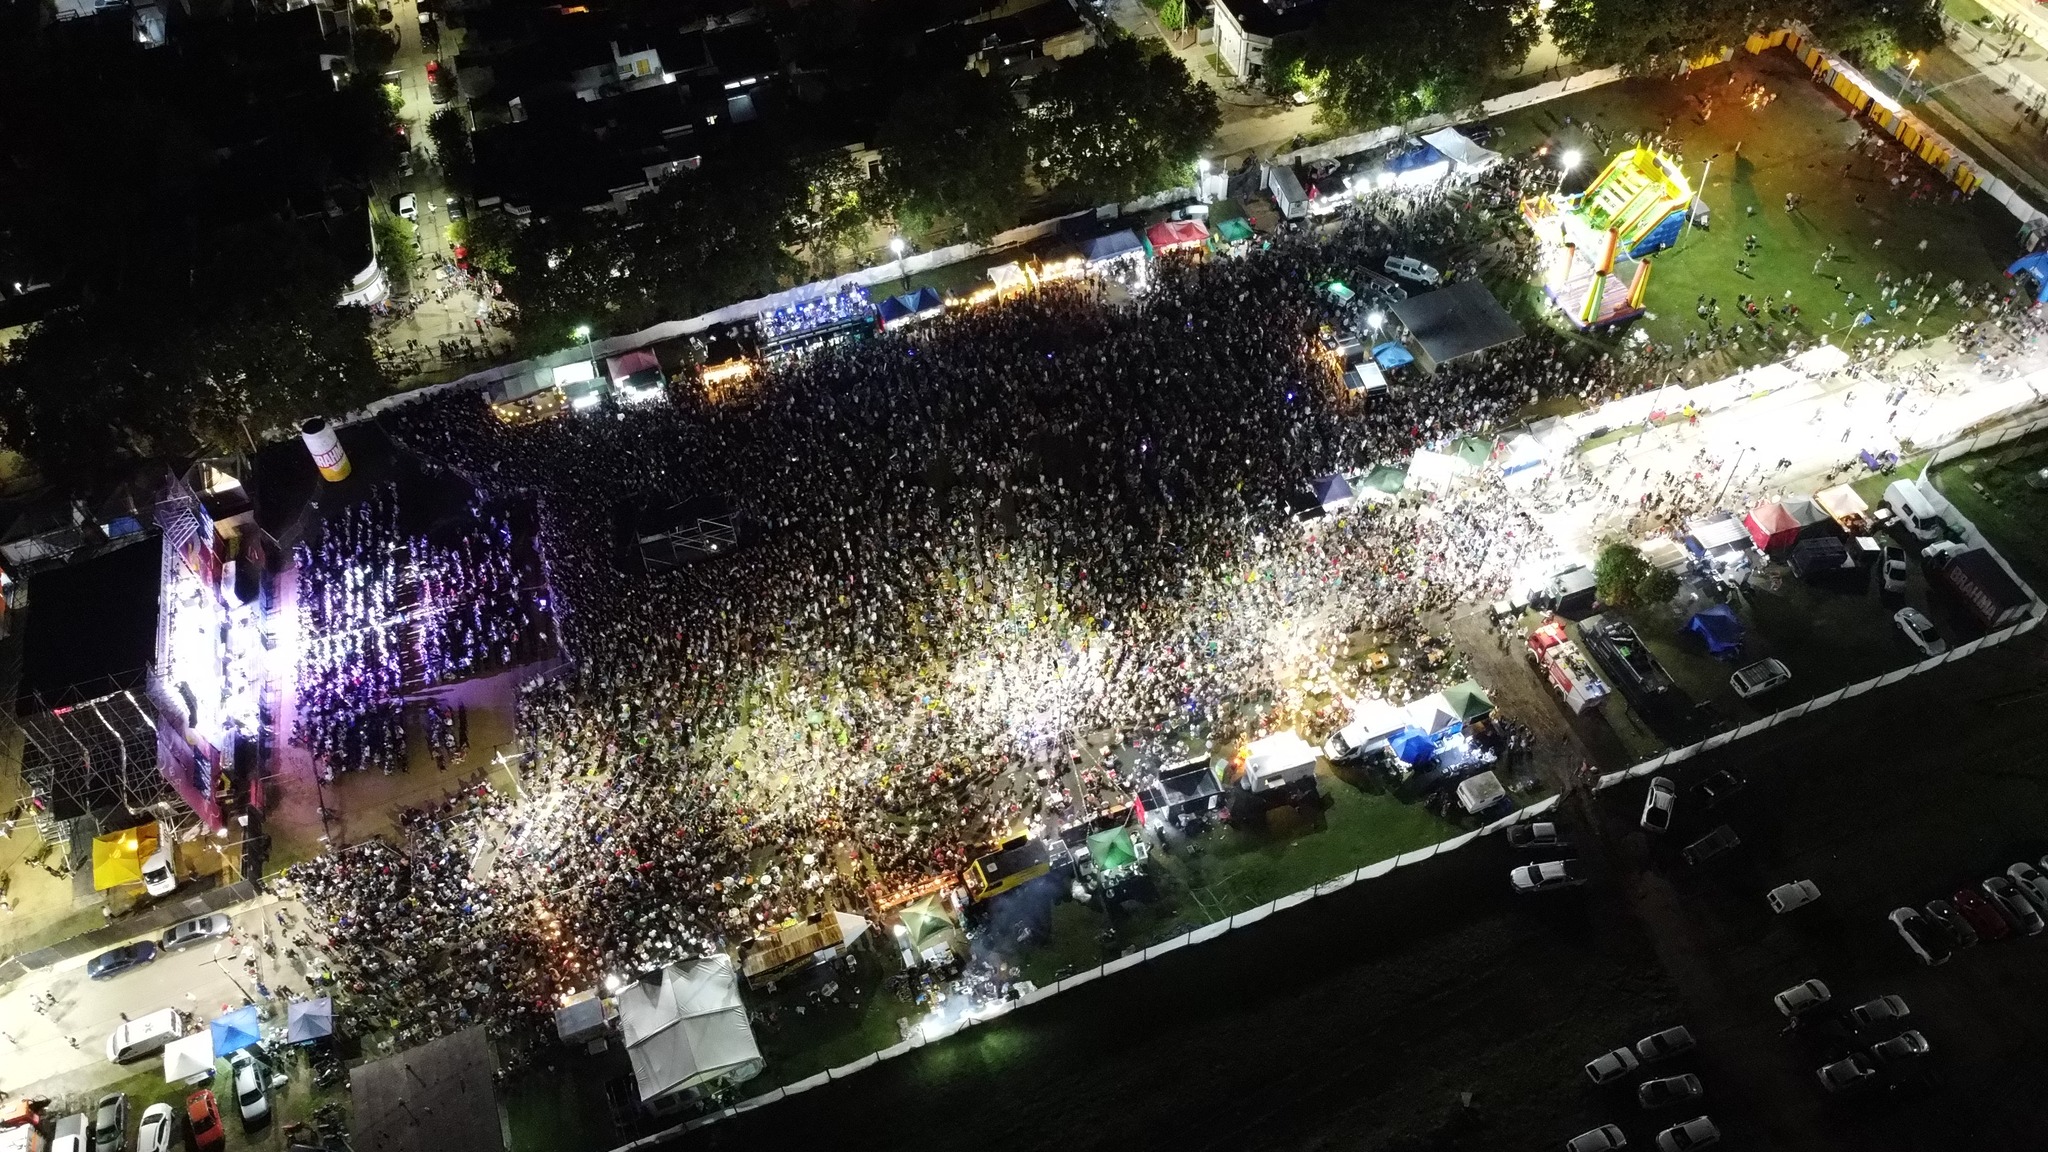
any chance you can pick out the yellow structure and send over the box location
[91,823,160,891]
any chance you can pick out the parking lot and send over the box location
[1593,632,2048,1150]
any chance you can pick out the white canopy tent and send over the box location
[1420,129,1503,173]
[1404,449,1470,492]
[162,1032,215,1082]
[618,956,763,1102]
[1792,342,1850,377]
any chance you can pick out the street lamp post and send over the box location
[573,324,595,362]
[1558,149,1582,193]
[1681,154,1717,247]
[889,237,908,288]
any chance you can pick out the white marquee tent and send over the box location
[1420,129,1504,174]
[618,956,763,1102]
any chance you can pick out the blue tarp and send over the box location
[287,996,335,1043]
[1313,473,1354,507]
[1391,728,1436,765]
[1386,143,1450,178]
[2008,253,2048,303]
[1081,230,1144,263]
[210,1006,261,1056]
[1372,342,1415,369]
[877,296,911,323]
[1686,604,1744,658]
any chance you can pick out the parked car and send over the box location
[1654,1115,1719,1152]
[1890,906,1952,965]
[1952,888,2010,941]
[1816,1054,1878,1092]
[1512,860,1585,893]
[392,192,418,222]
[1923,899,1977,947]
[1637,1073,1704,1109]
[1982,876,2044,935]
[1881,545,1909,592]
[1692,769,1744,806]
[229,1049,269,1126]
[160,914,232,952]
[135,1103,175,1152]
[186,1091,225,1152]
[1870,1030,1930,1064]
[140,844,177,897]
[1566,1124,1628,1152]
[2006,862,2048,914]
[446,196,467,221]
[1640,776,1677,834]
[1635,1026,1697,1063]
[1849,995,1909,1029]
[1507,822,1570,849]
[1729,659,1789,699]
[87,941,158,980]
[93,1093,129,1152]
[1681,825,1741,867]
[1893,607,1946,656]
[1585,1044,1642,1085]
[398,151,415,179]
[107,1008,190,1063]
[1767,880,1821,914]
[1773,978,1831,1018]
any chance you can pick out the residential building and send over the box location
[1212,0,1320,83]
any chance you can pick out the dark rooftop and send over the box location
[1217,0,1322,39]
[1386,280,1524,370]
[17,536,161,714]
[349,1027,503,1152]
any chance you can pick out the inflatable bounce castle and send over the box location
[1521,147,1692,329]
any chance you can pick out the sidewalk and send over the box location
[1913,31,2048,198]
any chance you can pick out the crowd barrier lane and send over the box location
[1190,918,1233,943]
[1057,966,1103,992]
[731,1090,782,1113]
[784,1072,832,1093]
[1145,933,1192,959]
[1736,717,1772,740]
[1016,984,1057,1008]
[1437,828,1482,854]
[1230,903,1275,928]
[1358,857,1398,881]
[1272,889,1315,914]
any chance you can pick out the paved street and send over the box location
[0,896,315,1102]
[374,0,511,377]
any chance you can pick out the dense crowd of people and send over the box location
[292,484,555,777]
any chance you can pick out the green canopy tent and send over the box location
[1358,465,1407,502]
[1452,436,1496,471]
[1443,680,1494,725]
[1087,826,1141,873]
[897,895,964,957]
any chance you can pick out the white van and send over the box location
[1883,480,1945,542]
[106,1008,188,1063]
[141,844,177,897]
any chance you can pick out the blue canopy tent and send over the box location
[1686,604,1744,659]
[287,997,335,1044]
[1391,728,1436,765]
[1081,230,1145,265]
[876,295,912,325]
[1372,342,1415,370]
[2007,252,2048,303]
[210,1006,261,1056]
[1384,143,1451,186]
[1312,473,1354,510]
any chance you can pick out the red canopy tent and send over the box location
[1743,501,1799,552]
[1146,220,1209,255]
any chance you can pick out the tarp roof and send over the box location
[1386,143,1449,177]
[1406,692,1459,734]
[163,1032,215,1081]
[1391,728,1435,764]
[1347,360,1387,394]
[897,895,962,954]
[1313,473,1354,507]
[1081,230,1144,263]
[287,997,335,1043]
[1452,436,1494,470]
[210,1006,261,1056]
[1360,464,1407,494]
[1442,680,1494,723]
[1214,217,1255,243]
[1685,604,1744,656]
[618,957,761,1099]
[1087,825,1140,872]
[741,911,869,981]
[1146,219,1209,251]
[605,349,661,381]
[1688,514,1750,553]
[1387,281,1522,368]
[92,822,158,891]
[1782,496,1832,530]
[1420,128,1503,172]
[1814,484,1869,521]
[1371,341,1414,369]
[1744,501,1799,551]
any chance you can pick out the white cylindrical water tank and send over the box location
[299,417,351,482]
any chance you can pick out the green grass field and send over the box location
[1490,49,2020,374]
[1931,427,2048,592]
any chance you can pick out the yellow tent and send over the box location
[91,823,160,891]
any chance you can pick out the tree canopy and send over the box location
[1551,0,1940,74]
[1295,0,1539,129]
[1027,38,1220,205]
[877,72,1032,240]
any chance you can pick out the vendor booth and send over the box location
[1420,128,1504,174]
[553,992,612,1046]
[91,822,160,891]
[1356,465,1407,503]
[1145,219,1209,257]
[1137,759,1223,827]
[553,359,606,412]
[1081,230,1145,269]
[988,261,1033,298]
[1236,731,1319,794]
[286,996,335,1044]
[895,895,967,966]
[487,372,565,424]
[1814,484,1871,532]
[604,349,667,404]
[1380,142,1451,188]
[877,286,945,330]
[162,1032,215,1083]
[1743,501,1800,553]
[1083,824,1145,883]
[210,1006,260,1056]
[741,910,870,988]
[1312,473,1355,513]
